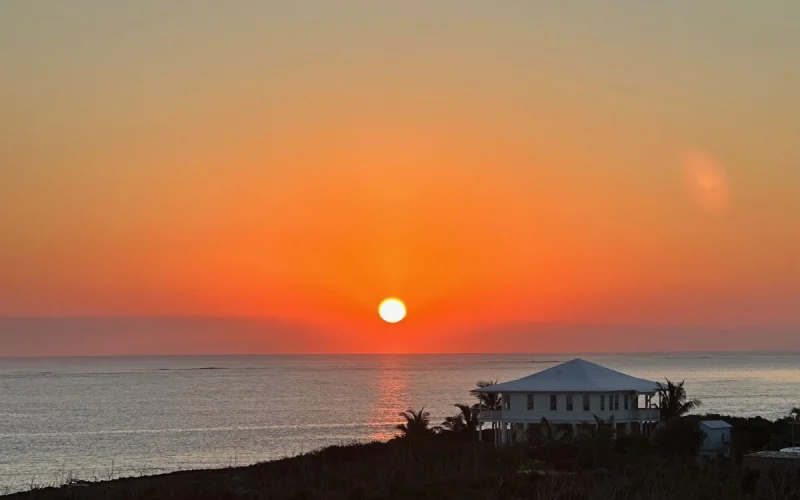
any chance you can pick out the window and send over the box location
[614,394,620,411]
[527,394,534,411]
[633,395,639,409]
[503,393,510,410]
[566,395,573,411]
[583,394,590,411]
[624,394,629,410]
[600,395,605,411]
[550,395,557,411]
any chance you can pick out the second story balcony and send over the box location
[477,406,660,424]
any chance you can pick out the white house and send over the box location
[699,420,733,458]
[473,358,661,444]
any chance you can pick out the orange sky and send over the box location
[2,3,800,354]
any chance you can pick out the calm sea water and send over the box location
[2,352,799,493]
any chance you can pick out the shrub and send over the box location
[654,418,704,457]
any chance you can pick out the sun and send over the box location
[378,298,406,324]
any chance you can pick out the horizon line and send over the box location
[3,349,799,360]
[2,315,795,331]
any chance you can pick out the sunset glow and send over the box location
[1,3,800,356]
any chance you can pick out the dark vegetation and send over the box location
[6,385,799,499]
[7,427,799,500]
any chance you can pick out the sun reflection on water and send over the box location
[368,357,410,441]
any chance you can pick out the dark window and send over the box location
[527,394,534,411]
[624,394,629,410]
[566,394,573,411]
[614,394,620,411]
[583,394,590,411]
[600,395,605,411]
[503,393,510,410]
[550,395,557,411]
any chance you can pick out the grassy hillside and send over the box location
[6,429,800,500]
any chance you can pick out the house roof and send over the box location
[472,358,659,394]
[700,420,733,429]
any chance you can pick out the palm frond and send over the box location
[396,407,433,439]
[539,416,565,443]
[474,380,503,411]
[657,378,701,418]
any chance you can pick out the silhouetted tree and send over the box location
[396,408,435,439]
[654,418,704,456]
[539,417,567,443]
[473,381,503,411]
[571,415,617,468]
[592,414,616,441]
[472,381,503,440]
[441,404,479,436]
[656,379,701,419]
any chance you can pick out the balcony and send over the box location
[478,407,660,424]
[630,408,660,420]
[478,410,504,421]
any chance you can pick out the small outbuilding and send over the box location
[699,420,733,458]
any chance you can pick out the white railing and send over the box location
[479,408,660,423]
[631,408,660,420]
[478,411,503,421]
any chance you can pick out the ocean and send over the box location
[1,352,799,493]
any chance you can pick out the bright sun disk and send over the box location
[378,298,406,324]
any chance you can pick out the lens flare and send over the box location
[682,150,730,215]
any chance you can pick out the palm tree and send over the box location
[573,415,616,464]
[592,414,616,441]
[656,379,701,419]
[441,404,479,436]
[539,417,566,443]
[473,380,503,441]
[396,408,434,439]
[473,380,503,411]
[441,414,466,434]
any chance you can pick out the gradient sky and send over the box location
[2,2,799,355]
